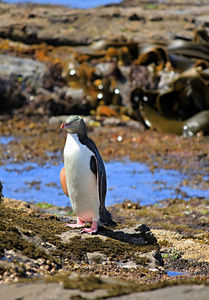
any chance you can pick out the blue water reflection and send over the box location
[4,0,122,9]
[0,136,15,145]
[167,271,188,277]
[0,160,208,207]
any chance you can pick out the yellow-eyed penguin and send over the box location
[60,115,115,234]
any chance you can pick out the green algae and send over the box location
[0,205,65,262]
[120,198,209,237]
[46,273,142,297]
[1,198,209,288]
[57,235,155,265]
[36,202,53,209]
[45,272,209,299]
[0,203,159,278]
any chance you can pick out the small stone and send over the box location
[129,13,145,22]
[37,258,45,266]
[87,252,108,264]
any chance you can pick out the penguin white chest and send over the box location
[63,134,99,222]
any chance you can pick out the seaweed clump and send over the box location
[0,200,162,284]
[45,272,209,299]
[46,273,141,297]
[56,235,157,266]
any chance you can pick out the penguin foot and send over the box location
[82,221,98,234]
[65,217,85,228]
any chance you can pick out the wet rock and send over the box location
[0,276,136,300]
[87,251,108,263]
[17,226,57,255]
[0,200,163,285]
[149,15,163,22]
[194,15,209,27]
[129,13,146,22]
[139,250,164,270]
[0,54,46,81]
[112,224,157,245]
[4,249,36,265]
[107,285,209,300]
[0,259,26,280]
[0,54,46,114]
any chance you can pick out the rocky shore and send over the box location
[0,0,209,299]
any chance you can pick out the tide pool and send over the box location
[1,160,208,207]
[3,0,122,9]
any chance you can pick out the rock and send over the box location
[153,229,209,263]
[0,281,109,300]
[0,54,46,81]
[107,285,209,300]
[139,250,164,270]
[149,15,163,22]
[1,279,209,300]
[112,224,157,245]
[194,15,209,27]
[0,54,46,113]
[87,251,108,263]
[0,2,209,121]
[129,13,146,22]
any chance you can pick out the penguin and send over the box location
[60,115,115,234]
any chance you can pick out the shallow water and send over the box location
[1,160,208,207]
[0,136,15,145]
[167,271,189,277]
[4,0,122,9]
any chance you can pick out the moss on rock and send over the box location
[0,201,162,283]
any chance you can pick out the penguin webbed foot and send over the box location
[82,221,98,235]
[64,217,85,228]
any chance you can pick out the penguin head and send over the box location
[60,115,86,134]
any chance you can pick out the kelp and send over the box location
[63,28,209,135]
[131,29,209,135]
[167,40,209,61]
[1,27,209,135]
[139,102,209,136]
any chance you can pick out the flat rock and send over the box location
[108,284,209,300]
[0,281,109,300]
[1,282,209,300]
[0,2,209,45]
[0,54,46,80]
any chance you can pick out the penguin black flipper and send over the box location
[90,154,106,205]
[88,140,116,227]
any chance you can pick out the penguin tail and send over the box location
[99,206,117,228]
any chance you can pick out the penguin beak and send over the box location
[60,122,72,129]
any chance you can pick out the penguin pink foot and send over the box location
[65,217,85,228]
[82,221,98,234]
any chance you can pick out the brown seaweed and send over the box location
[139,102,209,136]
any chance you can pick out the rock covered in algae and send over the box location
[0,198,163,285]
